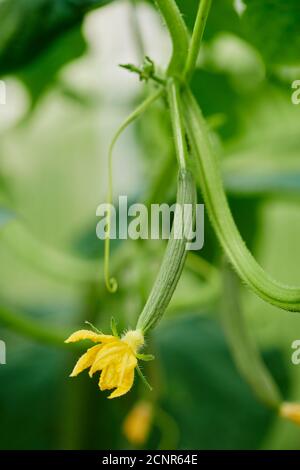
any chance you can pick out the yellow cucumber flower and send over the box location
[280,402,300,426]
[123,401,153,445]
[65,328,144,399]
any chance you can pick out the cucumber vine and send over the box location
[104,0,300,418]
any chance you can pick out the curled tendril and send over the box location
[104,89,164,293]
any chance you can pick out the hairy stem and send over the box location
[136,169,196,333]
[167,78,189,170]
[184,0,212,81]
[154,0,189,76]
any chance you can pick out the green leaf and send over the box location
[222,84,300,195]
[191,69,241,140]
[154,315,290,450]
[175,0,300,67]
[174,0,241,38]
[17,25,87,106]
[0,340,123,449]
[0,0,113,76]
[224,171,300,196]
[241,0,300,66]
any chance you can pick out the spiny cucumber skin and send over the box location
[137,169,197,333]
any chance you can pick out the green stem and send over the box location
[167,79,189,170]
[184,0,212,81]
[154,0,189,76]
[136,365,153,391]
[182,88,300,312]
[221,260,281,409]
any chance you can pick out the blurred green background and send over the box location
[0,0,300,450]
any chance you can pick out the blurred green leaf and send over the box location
[154,315,290,450]
[241,0,300,66]
[224,171,300,196]
[0,0,113,76]
[0,345,64,449]
[0,207,15,228]
[222,84,300,195]
[17,25,87,106]
[191,69,241,140]
[175,0,300,67]
[0,334,135,449]
[175,0,241,38]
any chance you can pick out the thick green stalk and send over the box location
[154,0,189,76]
[182,88,300,312]
[221,261,282,409]
[184,0,212,81]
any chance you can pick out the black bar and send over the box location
[0,450,299,466]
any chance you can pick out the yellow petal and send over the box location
[65,330,115,344]
[89,343,126,376]
[99,364,118,391]
[109,368,135,399]
[98,350,137,394]
[117,353,136,387]
[70,344,102,377]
